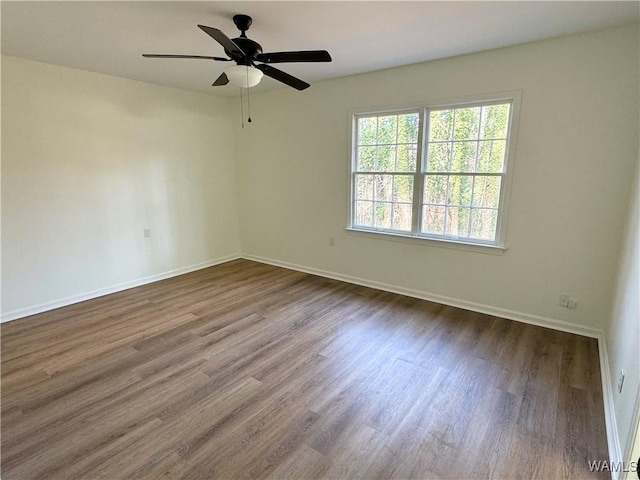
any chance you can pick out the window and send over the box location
[349,95,518,248]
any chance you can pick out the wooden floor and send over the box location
[2,259,609,479]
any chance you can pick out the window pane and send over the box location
[470,208,498,240]
[397,113,419,144]
[480,104,510,139]
[447,175,473,206]
[357,146,375,171]
[353,100,511,244]
[445,207,470,237]
[397,144,417,172]
[355,174,374,200]
[477,140,506,173]
[453,107,481,140]
[451,141,478,172]
[472,176,502,208]
[374,174,393,201]
[376,145,396,172]
[429,110,453,141]
[355,201,373,227]
[393,176,414,203]
[358,117,377,145]
[377,115,397,144]
[424,175,447,205]
[422,205,445,235]
[374,202,392,229]
[426,142,451,172]
[392,203,412,231]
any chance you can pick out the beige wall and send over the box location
[3,25,637,332]
[1,56,240,318]
[236,24,639,332]
[607,151,640,472]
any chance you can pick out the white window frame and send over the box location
[347,91,521,253]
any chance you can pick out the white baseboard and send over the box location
[241,253,602,339]
[1,253,241,323]
[622,385,640,480]
[598,333,623,479]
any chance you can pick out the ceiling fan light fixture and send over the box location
[225,65,263,88]
[143,15,331,91]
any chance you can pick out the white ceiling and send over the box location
[2,1,638,97]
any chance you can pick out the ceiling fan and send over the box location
[143,14,332,91]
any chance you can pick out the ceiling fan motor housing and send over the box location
[228,37,263,64]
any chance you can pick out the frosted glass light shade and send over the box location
[225,65,263,88]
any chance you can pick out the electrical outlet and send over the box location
[143,228,151,239]
[559,294,577,309]
[618,370,625,393]
[329,236,335,246]
[559,294,569,307]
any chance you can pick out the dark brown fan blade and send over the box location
[197,25,245,61]
[256,50,331,64]
[142,54,231,61]
[212,72,229,86]
[256,64,310,90]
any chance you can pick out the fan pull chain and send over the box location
[246,66,252,123]
[240,87,245,128]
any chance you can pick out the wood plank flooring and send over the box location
[1,259,609,479]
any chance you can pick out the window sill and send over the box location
[344,227,507,255]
